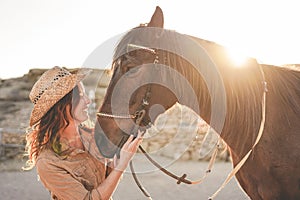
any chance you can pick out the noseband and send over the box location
[96,79,152,127]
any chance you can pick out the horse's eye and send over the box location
[136,50,153,59]
[125,66,141,77]
[127,67,138,74]
[123,54,142,66]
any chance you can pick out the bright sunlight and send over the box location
[226,47,250,67]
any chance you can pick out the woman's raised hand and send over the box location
[114,130,143,171]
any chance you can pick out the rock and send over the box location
[0,102,17,114]
[0,86,30,101]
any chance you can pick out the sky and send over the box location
[1,0,299,79]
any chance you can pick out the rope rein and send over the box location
[96,112,135,119]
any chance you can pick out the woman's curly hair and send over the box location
[23,86,80,170]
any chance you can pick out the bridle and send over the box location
[96,43,157,122]
[96,43,268,200]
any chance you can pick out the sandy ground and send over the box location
[0,155,250,200]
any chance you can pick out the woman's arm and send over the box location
[95,131,143,200]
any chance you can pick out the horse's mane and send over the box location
[262,64,300,116]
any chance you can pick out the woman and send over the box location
[24,66,143,200]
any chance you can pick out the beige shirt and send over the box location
[36,127,111,200]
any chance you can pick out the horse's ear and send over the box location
[148,6,164,28]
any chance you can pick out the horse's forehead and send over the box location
[119,34,152,51]
[118,27,165,47]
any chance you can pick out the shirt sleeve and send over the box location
[36,158,103,200]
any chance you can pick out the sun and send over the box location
[226,47,249,67]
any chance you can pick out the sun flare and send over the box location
[226,47,249,68]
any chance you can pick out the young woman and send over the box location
[24,66,143,200]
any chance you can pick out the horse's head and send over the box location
[94,6,183,158]
[94,5,215,158]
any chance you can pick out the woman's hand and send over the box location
[97,130,143,199]
[114,130,143,171]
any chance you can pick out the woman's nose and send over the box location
[81,93,91,105]
[85,95,91,104]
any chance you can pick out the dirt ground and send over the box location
[0,156,250,200]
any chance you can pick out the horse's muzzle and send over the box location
[94,123,119,158]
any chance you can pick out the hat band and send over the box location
[32,69,70,104]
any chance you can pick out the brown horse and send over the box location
[94,6,300,200]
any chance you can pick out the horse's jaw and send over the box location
[94,132,116,158]
[94,124,121,158]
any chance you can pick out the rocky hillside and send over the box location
[0,69,44,130]
[0,68,110,129]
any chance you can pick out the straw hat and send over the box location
[29,66,91,126]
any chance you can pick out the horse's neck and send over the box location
[188,38,265,159]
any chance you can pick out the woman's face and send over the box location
[72,82,91,123]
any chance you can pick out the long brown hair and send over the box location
[23,86,80,170]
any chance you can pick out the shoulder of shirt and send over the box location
[36,148,59,163]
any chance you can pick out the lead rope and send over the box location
[130,138,219,199]
[209,65,268,199]
[139,143,219,185]
[128,109,153,199]
[130,136,220,199]
[130,159,152,199]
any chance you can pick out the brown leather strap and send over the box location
[140,141,221,184]
[139,145,193,184]
[129,161,152,199]
[209,80,267,199]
